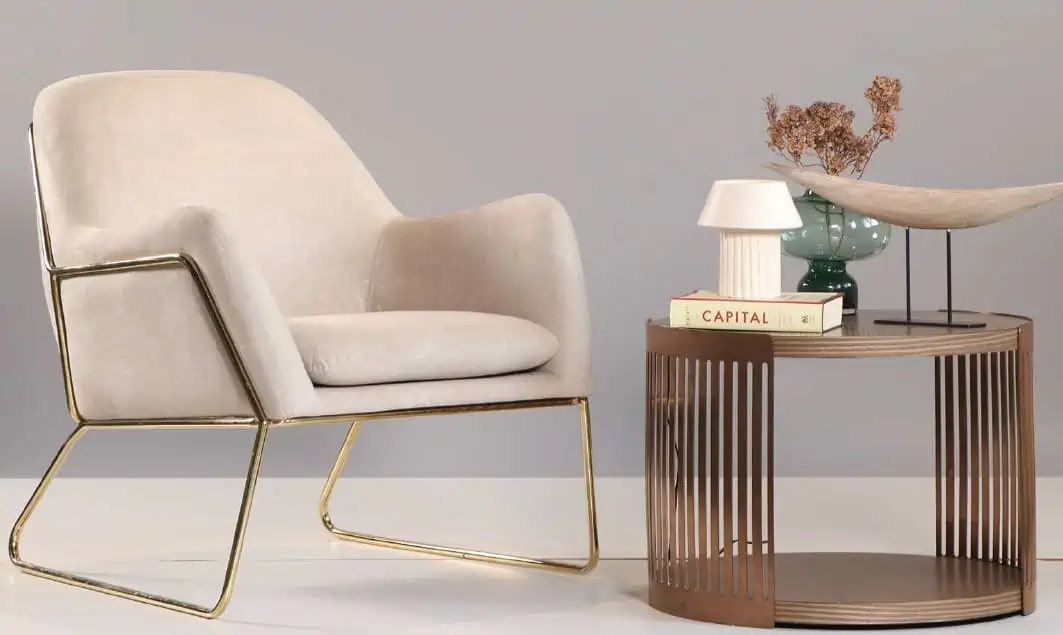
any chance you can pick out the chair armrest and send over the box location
[54,206,315,420]
[368,194,591,396]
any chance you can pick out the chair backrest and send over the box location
[31,70,400,316]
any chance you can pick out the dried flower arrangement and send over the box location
[764,76,902,178]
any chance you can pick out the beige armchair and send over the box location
[15,71,598,618]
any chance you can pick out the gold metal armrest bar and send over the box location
[14,124,600,619]
[46,252,271,422]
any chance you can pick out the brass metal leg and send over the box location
[8,421,270,619]
[318,398,599,573]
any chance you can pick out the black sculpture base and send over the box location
[873,316,987,329]
[874,228,987,329]
[874,308,987,329]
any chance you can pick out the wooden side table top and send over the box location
[648,309,1030,358]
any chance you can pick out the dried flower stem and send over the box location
[764,76,901,178]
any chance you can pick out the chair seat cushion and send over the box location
[288,311,559,387]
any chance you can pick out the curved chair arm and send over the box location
[52,206,316,421]
[367,194,591,396]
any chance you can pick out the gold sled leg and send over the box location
[318,398,600,573]
[8,421,270,619]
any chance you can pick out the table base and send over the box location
[648,552,1023,628]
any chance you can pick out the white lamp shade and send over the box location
[698,179,802,230]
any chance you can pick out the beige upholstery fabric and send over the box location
[289,311,559,387]
[311,371,572,417]
[368,194,592,396]
[60,206,314,419]
[31,70,592,420]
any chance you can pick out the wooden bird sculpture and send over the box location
[764,163,1063,327]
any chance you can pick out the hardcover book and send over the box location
[669,290,844,334]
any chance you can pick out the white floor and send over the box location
[0,552,1058,634]
[1,477,1060,633]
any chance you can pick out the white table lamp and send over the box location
[698,179,803,299]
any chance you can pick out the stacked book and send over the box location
[669,290,844,334]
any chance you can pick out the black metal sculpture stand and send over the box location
[873,228,987,329]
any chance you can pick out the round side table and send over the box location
[644,310,1035,628]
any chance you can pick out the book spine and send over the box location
[669,299,825,333]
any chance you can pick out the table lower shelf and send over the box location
[649,552,1024,627]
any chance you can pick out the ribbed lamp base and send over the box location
[719,231,782,299]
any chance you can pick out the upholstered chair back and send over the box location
[32,71,399,316]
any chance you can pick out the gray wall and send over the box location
[2,1,1062,478]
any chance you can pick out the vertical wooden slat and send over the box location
[992,351,1002,564]
[1012,350,1021,571]
[685,359,697,589]
[645,352,655,581]
[1009,350,1019,566]
[659,353,668,581]
[655,354,666,580]
[945,355,956,558]
[722,361,734,597]
[648,353,656,581]
[1002,350,1012,566]
[958,355,969,559]
[709,360,720,593]
[654,353,663,582]
[653,355,661,582]
[1017,326,1036,615]
[659,353,667,580]
[970,353,981,560]
[697,359,708,591]
[676,358,688,588]
[751,362,764,601]
[979,353,991,561]
[1013,348,1021,568]
[737,362,749,600]
[935,356,943,557]
[671,358,681,584]
[660,354,668,580]
[665,355,676,584]
[765,362,775,601]
[654,351,663,578]
[658,353,667,581]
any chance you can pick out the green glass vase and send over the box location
[780,189,891,314]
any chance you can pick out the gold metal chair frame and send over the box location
[11,124,600,619]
